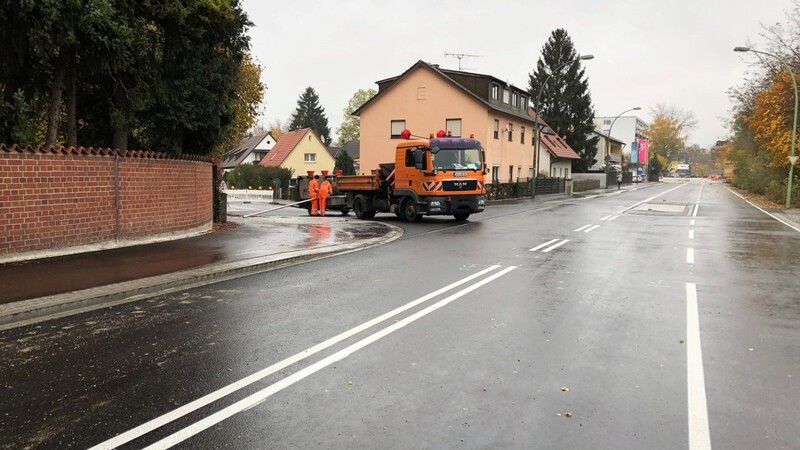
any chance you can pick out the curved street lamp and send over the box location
[606,107,642,173]
[533,54,594,181]
[734,46,798,208]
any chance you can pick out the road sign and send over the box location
[790,155,799,165]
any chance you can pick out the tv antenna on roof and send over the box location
[444,52,481,71]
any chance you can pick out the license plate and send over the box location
[454,171,467,177]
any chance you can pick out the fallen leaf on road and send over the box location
[565,413,573,418]
[561,386,569,392]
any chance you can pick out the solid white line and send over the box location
[618,183,687,214]
[687,248,695,264]
[607,215,620,222]
[529,239,560,252]
[143,266,519,449]
[88,265,503,450]
[686,283,712,450]
[600,215,612,221]
[727,188,800,233]
[689,230,695,239]
[584,225,600,233]
[541,239,570,253]
[574,224,592,232]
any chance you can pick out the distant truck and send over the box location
[293,130,487,221]
[676,163,691,177]
[722,161,735,182]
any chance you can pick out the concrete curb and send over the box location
[0,223,403,331]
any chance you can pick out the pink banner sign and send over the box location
[638,138,649,163]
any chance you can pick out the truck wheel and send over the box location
[402,198,422,222]
[353,196,367,219]
[453,211,470,221]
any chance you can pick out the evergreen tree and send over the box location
[289,87,331,145]
[334,150,356,175]
[528,29,599,172]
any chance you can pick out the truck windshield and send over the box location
[431,148,482,171]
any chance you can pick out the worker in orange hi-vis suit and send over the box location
[308,175,320,216]
[318,176,333,216]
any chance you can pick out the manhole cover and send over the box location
[628,202,692,216]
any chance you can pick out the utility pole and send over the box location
[444,52,481,71]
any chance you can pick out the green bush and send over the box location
[225,163,293,190]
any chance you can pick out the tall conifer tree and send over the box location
[289,87,331,145]
[528,29,599,172]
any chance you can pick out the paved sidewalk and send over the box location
[0,215,402,329]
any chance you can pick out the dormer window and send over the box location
[491,84,499,100]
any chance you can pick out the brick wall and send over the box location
[0,145,212,259]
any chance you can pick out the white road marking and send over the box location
[690,220,696,226]
[692,203,699,217]
[728,188,800,233]
[687,248,695,264]
[584,225,600,233]
[607,215,620,222]
[686,283,712,450]
[574,224,592,232]
[143,266,519,449]
[600,215,612,221]
[689,230,695,239]
[541,239,570,253]
[529,239,560,252]
[618,183,686,214]
[88,265,504,450]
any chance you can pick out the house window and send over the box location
[492,165,500,183]
[417,87,426,100]
[509,165,514,182]
[603,119,612,125]
[517,166,522,180]
[521,126,525,144]
[391,120,406,138]
[445,119,462,137]
[520,97,528,109]
[491,84,499,100]
[507,123,513,142]
[502,89,510,104]
[512,93,518,107]
[304,153,316,163]
[494,120,499,139]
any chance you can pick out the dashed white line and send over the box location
[686,282,712,450]
[690,219,696,226]
[600,215,612,221]
[574,224,592,232]
[529,239,560,252]
[687,248,695,264]
[541,239,570,253]
[607,215,620,222]
[689,230,695,239]
[692,203,699,217]
[584,225,600,233]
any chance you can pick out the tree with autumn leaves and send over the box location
[644,104,697,176]
[726,1,799,206]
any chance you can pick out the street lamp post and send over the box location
[533,54,594,185]
[606,107,641,176]
[734,46,798,208]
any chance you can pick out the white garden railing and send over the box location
[223,189,274,202]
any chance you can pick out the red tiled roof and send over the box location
[259,128,309,167]
[540,133,581,160]
[0,143,210,161]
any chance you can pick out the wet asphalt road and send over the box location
[1,181,799,449]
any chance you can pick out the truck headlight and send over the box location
[430,201,441,207]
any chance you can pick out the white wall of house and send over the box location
[245,134,277,165]
[594,116,647,159]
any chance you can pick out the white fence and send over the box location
[223,189,274,202]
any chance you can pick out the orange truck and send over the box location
[336,131,487,221]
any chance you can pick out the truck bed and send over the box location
[336,175,381,191]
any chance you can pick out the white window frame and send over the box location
[390,120,406,138]
[445,118,462,137]
[304,153,316,163]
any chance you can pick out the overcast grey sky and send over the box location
[242,0,792,148]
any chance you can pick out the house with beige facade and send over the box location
[258,128,336,176]
[354,61,543,183]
